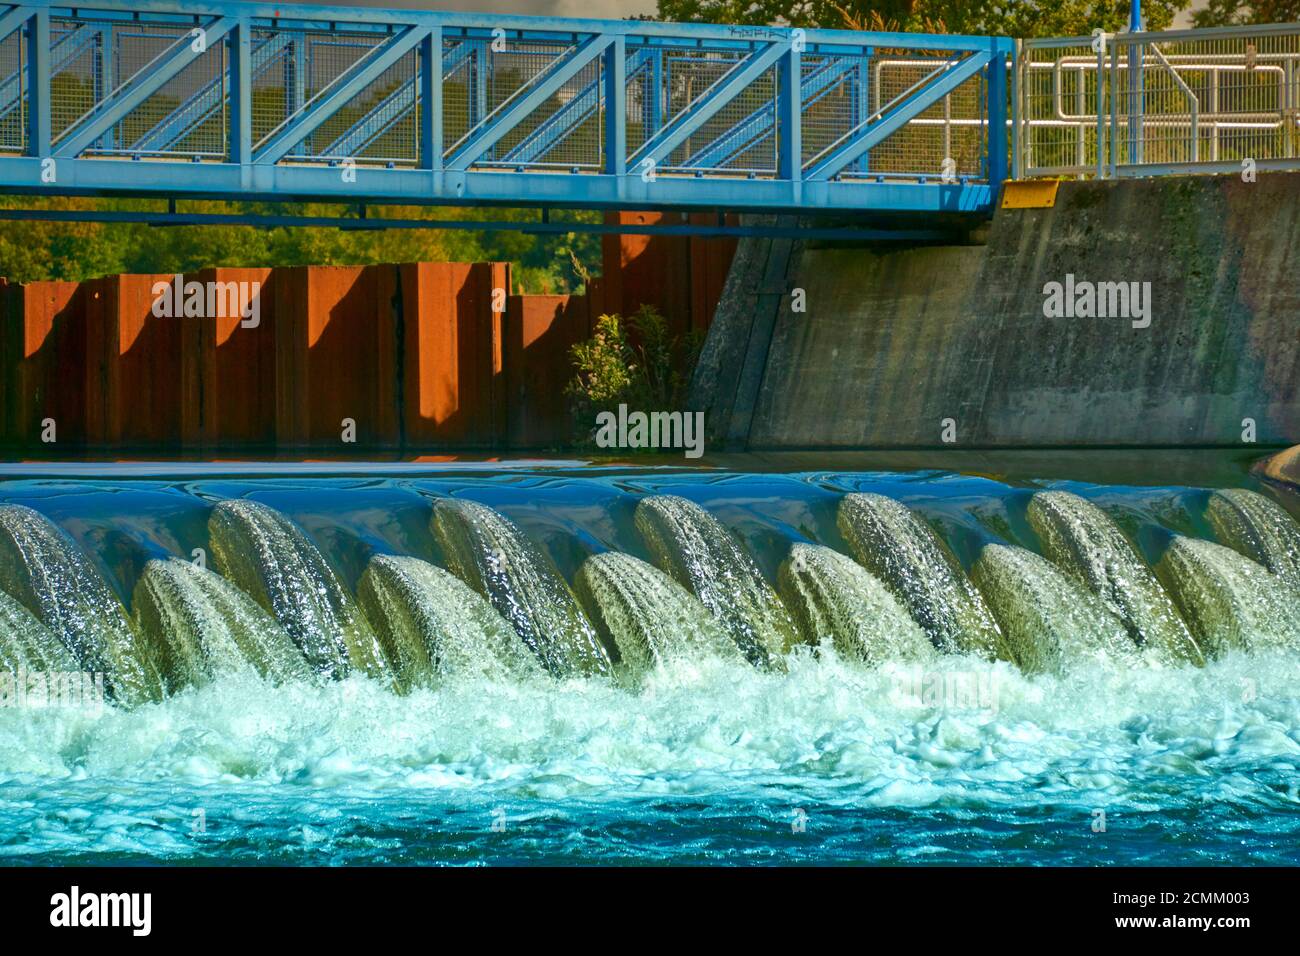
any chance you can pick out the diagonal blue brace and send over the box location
[134,31,291,153]
[804,50,990,181]
[0,22,101,123]
[254,24,430,165]
[628,39,788,170]
[54,16,237,158]
[503,48,652,166]
[0,5,30,45]
[322,39,472,159]
[684,55,855,170]
[446,33,614,171]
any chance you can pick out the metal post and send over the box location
[98,26,115,151]
[1011,38,1023,180]
[473,40,488,129]
[603,35,625,175]
[1128,0,1144,166]
[856,51,870,173]
[648,47,663,135]
[777,40,800,183]
[419,27,442,170]
[1096,42,1107,179]
[986,45,1008,188]
[229,21,252,164]
[1110,44,1120,177]
[26,10,50,157]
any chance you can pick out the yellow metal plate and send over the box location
[1001,179,1061,209]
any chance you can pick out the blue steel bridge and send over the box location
[0,0,1015,236]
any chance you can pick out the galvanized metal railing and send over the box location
[1018,21,1300,179]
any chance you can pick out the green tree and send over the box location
[0,197,601,291]
[655,0,1194,35]
[1193,0,1300,26]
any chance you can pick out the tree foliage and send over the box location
[0,197,601,292]
[654,0,1194,36]
[1193,0,1300,25]
[565,306,701,446]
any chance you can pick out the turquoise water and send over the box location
[1,455,1298,866]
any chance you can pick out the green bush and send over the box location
[565,305,702,447]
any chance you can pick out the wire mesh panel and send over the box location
[0,29,20,152]
[1021,38,1108,177]
[800,53,859,171]
[486,42,599,169]
[867,52,984,179]
[663,49,775,175]
[800,46,988,182]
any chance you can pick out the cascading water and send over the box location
[132,557,313,691]
[209,499,390,683]
[0,589,80,675]
[1026,490,1203,665]
[1155,535,1300,655]
[1206,487,1300,590]
[634,494,799,667]
[0,503,162,705]
[776,542,933,665]
[356,554,541,688]
[2,460,1300,865]
[430,497,611,677]
[574,550,745,679]
[970,543,1140,673]
[836,493,1006,658]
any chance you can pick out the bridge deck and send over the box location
[0,1,1013,218]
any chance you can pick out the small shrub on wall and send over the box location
[565,305,703,448]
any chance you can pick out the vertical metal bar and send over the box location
[603,35,625,176]
[1076,64,1086,171]
[1011,38,1023,180]
[1109,43,1119,177]
[1210,68,1218,161]
[1127,38,1143,165]
[419,26,442,170]
[1130,0,1144,166]
[473,41,487,129]
[229,19,252,163]
[26,9,49,157]
[986,45,1008,187]
[1097,43,1106,179]
[1287,57,1296,160]
[857,51,870,174]
[648,46,663,135]
[777,41,800,182]
[98,26,115,151]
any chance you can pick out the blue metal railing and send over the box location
[0,0,1014,217]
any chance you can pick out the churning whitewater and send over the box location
[1,468,1299,864]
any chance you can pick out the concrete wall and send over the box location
[694,174,1300,448]
[1,217,735,454]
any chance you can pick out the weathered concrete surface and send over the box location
[695,174,1300,448]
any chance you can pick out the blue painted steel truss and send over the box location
[0,0,1015,216]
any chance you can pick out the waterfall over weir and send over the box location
[0,470,1298,709]
[3,461,1300,866]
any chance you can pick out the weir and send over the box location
[0,471,1297,705]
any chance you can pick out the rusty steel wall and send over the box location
[0,218,735,454]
